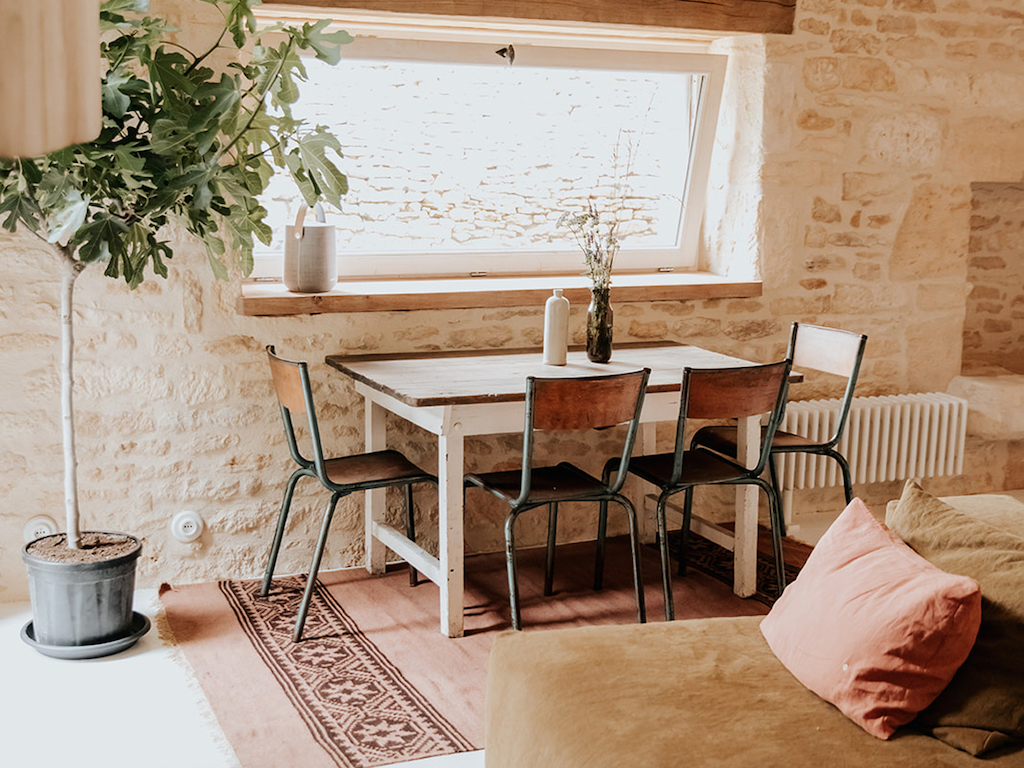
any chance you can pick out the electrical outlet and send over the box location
[24,515,58,543]
[171,510,205,543]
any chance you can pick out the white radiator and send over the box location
[775,392,968,521]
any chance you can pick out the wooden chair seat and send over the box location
[689,424,757,455]
[697,426,846,454]
[323,450,431,487]
[465,464,608,504]
[629,449,760,488]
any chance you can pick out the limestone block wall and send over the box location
[963,183,1024,374]
[749,0,1024,519]
[760,0,1024,393]
[2,0,1024,602]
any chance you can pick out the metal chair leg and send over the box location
[594,499,609,591]
[261,469,305,596]
[679,487,695,577]
[829,449,854,504]
[656,493,675,621]
[616,495,646,624]
[505,511,523,631]
[594,461,615,591]
[760,479,787,596]
[293,493,342,642]
[544,502,559,597]
[768,453,787,538]
[405,483,419,587]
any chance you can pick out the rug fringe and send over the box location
[154,603,243,768]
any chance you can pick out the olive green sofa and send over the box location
[484,485,1024,767]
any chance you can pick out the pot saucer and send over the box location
[21,611,151,659]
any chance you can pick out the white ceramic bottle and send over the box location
[542,288,570,365]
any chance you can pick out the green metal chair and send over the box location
[464,368,651,630]
[604,360,793,620]
[691,323,868,531]
[261,345,436,641]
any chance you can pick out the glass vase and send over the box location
[586,287,613,363]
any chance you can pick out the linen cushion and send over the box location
[886,479,1024,756]
[761,497,981,740]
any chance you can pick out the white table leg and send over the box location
[733,415,759,597]
[438,410,465,638]
[365,400,387,576]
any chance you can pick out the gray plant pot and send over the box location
[21,532,149,659]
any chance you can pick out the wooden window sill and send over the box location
[235,272,760,316]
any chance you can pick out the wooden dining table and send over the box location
[326,342,783,637]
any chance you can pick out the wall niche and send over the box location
[963,182,1024,376]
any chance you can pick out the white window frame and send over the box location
[252,11,727,281]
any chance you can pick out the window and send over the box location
[252,14,726,281]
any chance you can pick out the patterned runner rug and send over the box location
[672,526,813,605]
[221,576,473,765]
[159,538,771,768]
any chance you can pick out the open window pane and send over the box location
[254,36,725,279]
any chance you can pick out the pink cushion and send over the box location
[760,498,982,740]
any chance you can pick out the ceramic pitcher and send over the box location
[283,203,337,293]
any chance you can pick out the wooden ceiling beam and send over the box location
[262,0,796,36]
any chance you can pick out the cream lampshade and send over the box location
[0,0,101,158]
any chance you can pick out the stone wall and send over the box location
[761,0,1024,394]
[2,0,1024,602]
[963,183,1024,374]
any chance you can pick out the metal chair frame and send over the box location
[606,360,793,620]
[465,369,651,630]
[767,322,868,512]
[261,345,436,641]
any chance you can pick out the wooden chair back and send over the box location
[530,370,649,432]
[675,360,792,480]
[683,362,792,421]
[791,323,867,379]
[267,345,309,414]
[788,323,867,447]
[266,345,327,473]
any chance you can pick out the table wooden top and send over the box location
[325,342,779,408]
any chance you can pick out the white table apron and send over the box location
[352,371,762,638]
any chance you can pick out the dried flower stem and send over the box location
[558,201,619,291]
[558,129,640,291]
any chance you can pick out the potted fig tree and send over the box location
[0,0,349,657]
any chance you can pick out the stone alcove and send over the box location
[963,182,1024,376]
[949,183,1024,442]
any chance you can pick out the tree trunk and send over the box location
[60,248,87,549]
